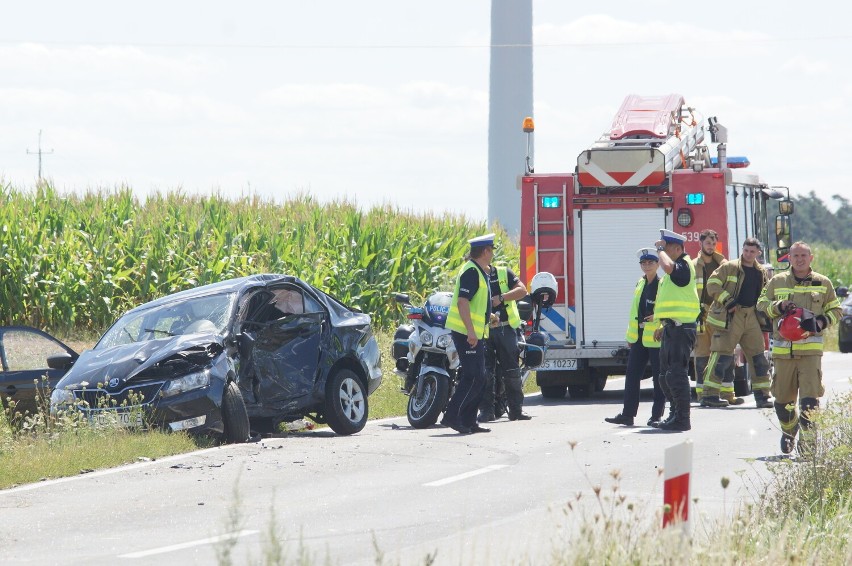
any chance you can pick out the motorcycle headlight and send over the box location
[420,330,433,346]
[161,370,210,398]
[436,334,451,349]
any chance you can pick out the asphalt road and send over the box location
[1,353,850,565]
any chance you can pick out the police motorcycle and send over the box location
[392,291,458,428]
[391,272,555,428]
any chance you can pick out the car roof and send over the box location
[120,274,370,326]
[125,274,295,313]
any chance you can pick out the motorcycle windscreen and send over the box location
[250,312,324,411]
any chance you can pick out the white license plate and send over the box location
[89,410,145,428]
[537,358,578,371]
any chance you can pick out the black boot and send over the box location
[504,375,531,421]
[604,413,634,426]
[754,390,774,409]
[774,401,799,455]
[659,386,691,431]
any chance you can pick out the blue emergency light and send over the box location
[710,156,750,168]
[686,193,705,205]
[541,196,561,208]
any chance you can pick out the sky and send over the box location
[2,1,851,223]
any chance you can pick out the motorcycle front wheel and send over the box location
[407,372,450,429]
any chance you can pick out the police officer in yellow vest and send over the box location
[441,233,496,435]
[477,262,530,422]
[652,229,700,432]
[604,246,666,427]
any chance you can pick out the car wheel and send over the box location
[733,364,752,397]
[221,381,250,443]
[406,372,449,429]
[540,385,567,399]
[324,369,368,435]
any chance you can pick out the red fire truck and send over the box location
[519,94,793,399]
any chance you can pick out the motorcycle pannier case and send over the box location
[522,331,546,368]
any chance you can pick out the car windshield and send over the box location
[97,292,235,350]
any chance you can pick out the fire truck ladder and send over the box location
[579,95,706,189]
[533,180,571,344]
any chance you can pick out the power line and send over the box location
[26,130,54,180]
[0,34,850,50]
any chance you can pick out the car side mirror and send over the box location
[47,352,77,370]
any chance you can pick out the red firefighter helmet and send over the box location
[777,307,815,342]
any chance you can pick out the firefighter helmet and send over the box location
[777,307,815,342]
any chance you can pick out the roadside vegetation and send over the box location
[0,392,210,490]
[0,182,521,332]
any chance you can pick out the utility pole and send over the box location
[27,130,54,180]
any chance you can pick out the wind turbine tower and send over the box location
[488,0,533,237]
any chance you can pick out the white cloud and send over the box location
[781,55,832,75]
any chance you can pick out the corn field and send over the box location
[0,183,518,332]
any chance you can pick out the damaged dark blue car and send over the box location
[43,274,382,442]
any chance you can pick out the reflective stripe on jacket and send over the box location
[496,265,522,329]
[756,270,841,356]
[704,259,767,329]
[445,260,490,339]
[625,276,661,348]
[655,255,700,323]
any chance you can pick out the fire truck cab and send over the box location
[519,94,792,399]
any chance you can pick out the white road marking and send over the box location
[424,464,508,487]
[118,529,259,558]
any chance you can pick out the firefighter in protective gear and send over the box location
[652,229,700,432]
[478,263,530,422]
[701,238,773,408]
[692,229,726,402]
[756,241,841,456]
[442,233,496,435]
[605,247,666,427]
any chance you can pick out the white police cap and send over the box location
[636,247,659,261]
[468,233,496,248]
[660,229,686,245]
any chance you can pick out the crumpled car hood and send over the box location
[56,334,224,389]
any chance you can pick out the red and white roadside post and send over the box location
[663,440,693,531]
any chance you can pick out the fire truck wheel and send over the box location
[540,385,567,399]
[733,365,752,397]
[568,384,591,399]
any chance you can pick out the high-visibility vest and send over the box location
[496,265,521,329]
[445,261,490,338]
[655,255,700,323]
[625,277,661,348]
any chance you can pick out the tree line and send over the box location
[791,191,852,248]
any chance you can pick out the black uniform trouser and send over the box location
[659,324,696,419]
[622,333,665,419]
[444,332,487,428]
[481,325,522,415]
